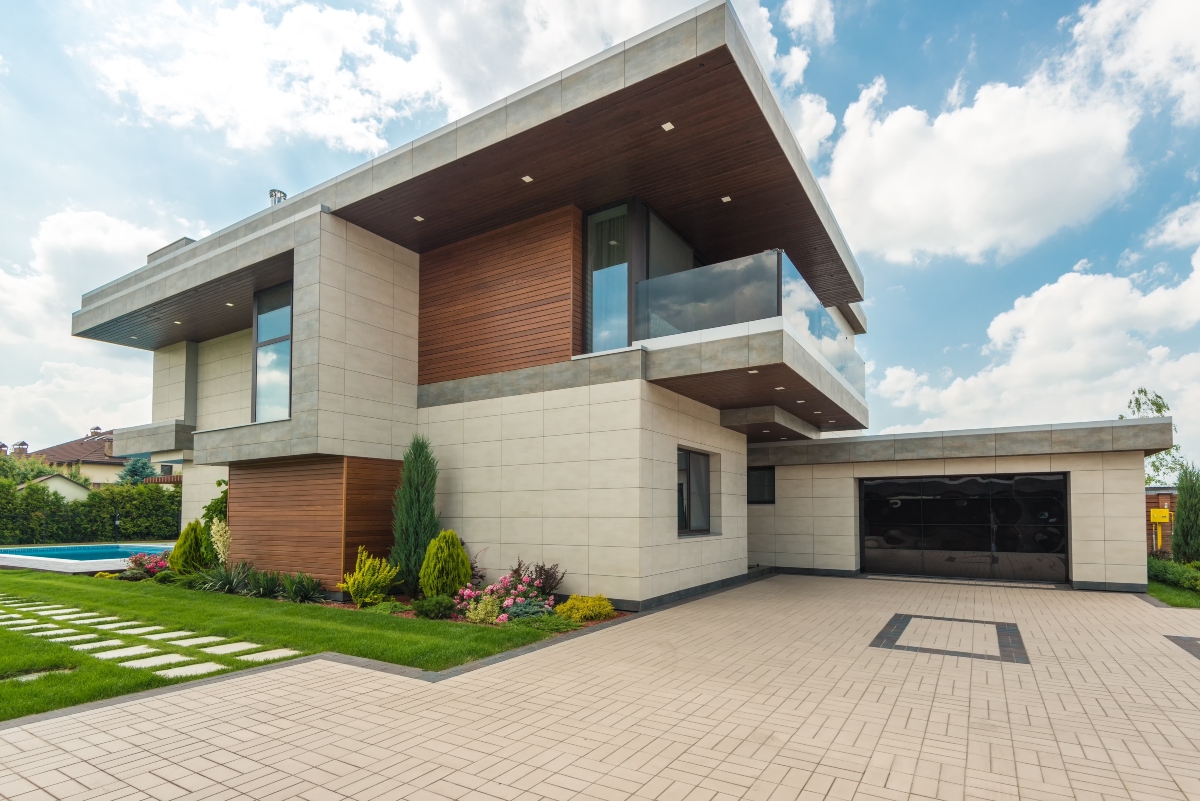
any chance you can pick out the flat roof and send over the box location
[74,0,864,351]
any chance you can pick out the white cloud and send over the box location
[877,253,1200,457]
[1072,258,1092,272]
[79,0,755,154]
[779,46,811,88]
[1148,196,1200,248]
[0,54,8,76]
[786,92,836,160]
[0,210,164,448]
[1071,0,1200,124]
[822,75,1138,263]
[782,0,835,44]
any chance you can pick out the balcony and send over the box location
[634,250,865,397]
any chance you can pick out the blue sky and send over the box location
[1,0,1198,462]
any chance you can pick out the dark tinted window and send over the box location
[747,467,775,504]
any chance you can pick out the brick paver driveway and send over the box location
[5,575,1200,801]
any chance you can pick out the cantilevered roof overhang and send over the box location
[73,0,864,351]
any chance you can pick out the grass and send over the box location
[0,570,551,722]
[1147,580,1200,608]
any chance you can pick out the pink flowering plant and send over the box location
[127,551,171,575]
[454,572,556,624]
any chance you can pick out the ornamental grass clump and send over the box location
[339,546,400,608]
[555,594,616,623]
[280,572,325,603]
[200,561,252,594]
[419,529,473,598]
[243,567,284,598]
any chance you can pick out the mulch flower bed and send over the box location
[320,596,631,632]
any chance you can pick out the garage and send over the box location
[860,474,1069,583]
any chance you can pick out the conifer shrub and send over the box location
[168,520,216,574]
[555,594,617,622]
[338,546,399,608]
[1174,464,1200,565]
[419,529,472,598]
[391,435,441,595]
[412,595,456,619]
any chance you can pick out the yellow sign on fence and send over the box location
[1150,508,1172,523]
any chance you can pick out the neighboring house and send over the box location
[72,1,1171,604]
[28,427,129,486]
[15,474,92,503]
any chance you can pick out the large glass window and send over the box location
[587,205,629,352]
[253,282,292,423]
[678,449,711,533]
[747,467,775,504]
[860,474,1068,582]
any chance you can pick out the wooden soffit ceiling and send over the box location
[337,47,863,306]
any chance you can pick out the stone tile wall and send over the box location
[417,377,746,604]
[180,463,229,526]
[151,342,196,424]
[196,330,251,431]
[748,452,1148,589]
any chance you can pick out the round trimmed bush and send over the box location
[419,528,472,599]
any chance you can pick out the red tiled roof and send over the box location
[30,430,128,467]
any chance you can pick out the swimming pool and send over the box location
[1,543,173,560]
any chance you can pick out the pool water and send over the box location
[1,544,174,561]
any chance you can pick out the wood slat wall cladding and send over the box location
[228,455,402,589]
[419,206,583,384]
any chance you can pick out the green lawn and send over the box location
[1148,580,1200,608]
[0,570,549,721]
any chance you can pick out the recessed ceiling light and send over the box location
[814,411,822,414]
[414,215,424,221]
[795,400,805,404]
[173,321,182,325]
[721,196,732,203]
[828,420,836,423]
[780,437,788,440]
[762,430,770,433]
[661,122,675,131]
[774,386,785,390]
[225,302,234,307]
[521,175,533,183]
[130,335,138,340]
[747,370,759,374]
[609,240,618,245]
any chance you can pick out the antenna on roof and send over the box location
[269,189,287,206]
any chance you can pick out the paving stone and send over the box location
[7,669,72,682]
[143,630,195,640]
[236,648,301,662]
[73,616,119,624]
[0,618,30,626]
[49,612,106,620]
[32,607,79,616]
[119,654,194,669]
[168,636,226,647]
[9,623,59,632]
[92,621,143,630]
[13,605,64,612]
[92,645,159,661]
[200,642,261,655]
[117,626,165,635]
[28,628,76,637]
[0,613,24,620]
[48,634,99,643]
[154,662,226,678]
[71,639,125,651]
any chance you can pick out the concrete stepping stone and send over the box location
[10,623,59,632]
[33,607,78,616]
[116,626,165,635]
[7,603,48,608]
[120,653,193,669]
[28,628,75,637]
[49,612,105,620]
[75,616,119,625]
[155,662,225,678]
[92,621,143,630]
[6,669,73,682]
[237,649,300,662]
[0,613,24,620]
[168,636,225,647]
[49,634,99,643]
[18,606,67,613]
[143,630,194,640]
[72,639,124,651]
[8,604,59,610]
[200,641,260,655]
[93,645,158,661]
[0,619,31,626]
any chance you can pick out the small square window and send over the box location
[747,466,775,504]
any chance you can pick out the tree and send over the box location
[391,435,440,596]
[202,479,228,524]
[1173,464,1200,564]
[1118,388,1187,485]
[117,457,158,486]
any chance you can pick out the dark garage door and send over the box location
[861,474,1068,583]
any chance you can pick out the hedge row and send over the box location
[1147,556,1200,592]
[0,479,181,545]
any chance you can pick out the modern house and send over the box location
[74,0,1171,606]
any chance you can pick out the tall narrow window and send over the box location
[253,282,292,422]
[678,448,711,533]
[587,205,629,352]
